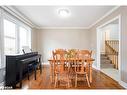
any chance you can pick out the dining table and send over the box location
[48,57,95,84]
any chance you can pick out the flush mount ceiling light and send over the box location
[58,8,70,17]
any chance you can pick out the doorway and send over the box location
[96,15,121,82]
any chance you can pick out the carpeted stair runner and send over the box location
[101,54,115,69]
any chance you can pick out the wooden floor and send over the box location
[19,65,124,89]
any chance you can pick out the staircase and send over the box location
[105,40,119,69]
[101,54,115,69]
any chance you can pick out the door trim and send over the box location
[96,15,121,82]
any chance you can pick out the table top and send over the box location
[48,58,95,61]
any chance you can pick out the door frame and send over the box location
[96,15,121,82]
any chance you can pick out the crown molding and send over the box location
[37,27,89,30]
[88,6,120,29]
[1,6,120,29]
[0,6,37,28]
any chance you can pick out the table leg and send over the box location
[50,61,53,83]
[39,57,42,74]
[89,62,92,83]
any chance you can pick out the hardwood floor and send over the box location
[18,65,124,89]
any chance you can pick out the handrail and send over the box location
[106,40,119,52]
[105,40,119,69]
[105,41,118,54]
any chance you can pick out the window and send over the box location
[4,19,16,54]
[3,19,31,54]
[19,26,31,53]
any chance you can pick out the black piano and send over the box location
[5,52,42,88]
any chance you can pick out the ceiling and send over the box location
[13,6,115,28]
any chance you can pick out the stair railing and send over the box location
[105,40,119,69]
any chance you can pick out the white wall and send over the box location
[35,29,91,63]
[109,24,119,40]
[31,28,38,51]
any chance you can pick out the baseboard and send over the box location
[42,62,49,65]
[119,81,127,89]
[92,65,100,70]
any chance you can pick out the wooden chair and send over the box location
[52,50,71,88]
[54,49,69,70]
[75,50,92,87]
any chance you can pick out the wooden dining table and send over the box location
[48,57,95,84]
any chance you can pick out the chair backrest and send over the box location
[52,49,66,73]
[53,49,67,60]
[77,50,92,59]
[77,50,92,72]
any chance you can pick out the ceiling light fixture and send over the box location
[58,8,70,17]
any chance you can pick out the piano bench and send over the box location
[27,63,37,80]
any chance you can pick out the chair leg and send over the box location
[85,74,90,87]
[67,77,70,88]
[75,74,77,87]
[54,75,58,88]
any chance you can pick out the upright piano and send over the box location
[5,52,42,88]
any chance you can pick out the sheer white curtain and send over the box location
[0,8,6,68]
[0,9,2,68]
[0,8,2,68]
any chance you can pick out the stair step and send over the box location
[101,63,115,68]
[101,57,109,60]
[101,55,109,60]
[101,60,112,64]
[100,54,106,56]
[100,54,114,69]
